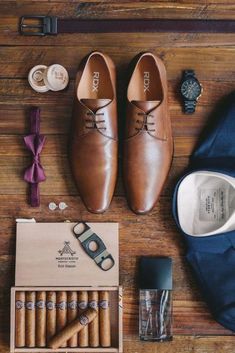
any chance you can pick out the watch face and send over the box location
[181,79,201,100]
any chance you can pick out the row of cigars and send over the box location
[15,290,111,349]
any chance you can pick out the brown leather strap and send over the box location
[58,19,235,33]
[20,16,235,36]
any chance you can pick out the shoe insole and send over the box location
[81,98,111,111]
[78,54,113,102]
[132,100,161,113]
[177,171,235,236]
[128,55,163,103]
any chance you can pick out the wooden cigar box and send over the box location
[10,222,123,353]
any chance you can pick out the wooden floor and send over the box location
[1,1,235,352]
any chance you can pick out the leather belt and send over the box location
[20,16,235,36]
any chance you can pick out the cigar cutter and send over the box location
[73,222,115,271]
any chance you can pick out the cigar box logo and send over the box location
[56,241,79,269]
[99,300,109,309]
[58,241,76,256]
[79,314,89,326]
[15,300,24,309]
[68,300,77,310]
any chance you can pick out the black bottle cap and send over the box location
[139,257,173,290]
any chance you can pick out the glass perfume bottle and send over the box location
[139,257,173,342]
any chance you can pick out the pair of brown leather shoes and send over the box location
[70,51,173,214]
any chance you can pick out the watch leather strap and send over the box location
[19,16,235,36]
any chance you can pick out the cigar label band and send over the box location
[89,300,98,309]
[57,301,67,310]
[99,300,109,309]
[79,314,89,326]
[68,300,77,310]
[78,301,88,310]
[15,300,24,309]
[26,301,35,310]
[36,300,46,309]
[47,301,56,310]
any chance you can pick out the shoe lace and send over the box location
[85,111,106,130]
[135,112,155,132]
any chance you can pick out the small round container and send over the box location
[43,64,69,91]
[28,65,49,93]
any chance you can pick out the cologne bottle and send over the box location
[139,257,173,342]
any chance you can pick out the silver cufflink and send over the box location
[48,202,57,211]
[58,202,68,210]
[48,202,68,211]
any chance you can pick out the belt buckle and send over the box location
[20,15,57,36]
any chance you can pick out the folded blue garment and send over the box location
[172,91,235,331]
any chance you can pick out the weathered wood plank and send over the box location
[123,336,235,352]
[0,156,187,196]
[0,79,234,107]
[1,2,235,19]
[0,47,235,80]
[0,135,196,157]
[0,104,215,136]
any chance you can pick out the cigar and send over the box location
[67,291,78,347]
[48,308,97,349]
[25,291,36,347]
[46,291,56,343]
[36,291,46,347]
[99,291,111,347]
[56,291,67,348]
[77,291,89,347]
[15,291,25,347]
[88,291,99,347]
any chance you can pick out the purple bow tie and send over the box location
[24,107,46,207]
[24,133,46,183]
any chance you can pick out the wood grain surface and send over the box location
[1,1,235,352]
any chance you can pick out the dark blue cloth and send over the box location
[172,91,235,331]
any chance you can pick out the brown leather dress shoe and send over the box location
[123,53,173,214]
[70,52,118,213]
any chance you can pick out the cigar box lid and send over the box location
[15,222,119,287]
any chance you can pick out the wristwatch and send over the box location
[180,70,202,114]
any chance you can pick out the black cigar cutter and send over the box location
[73,222,115,271]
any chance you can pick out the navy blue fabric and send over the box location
[172,91,235,331]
